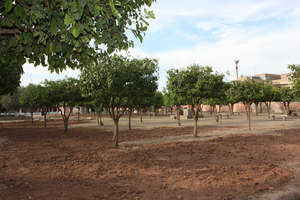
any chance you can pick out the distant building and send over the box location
[238,73,292,88]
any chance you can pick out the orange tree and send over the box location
[45,78,83,132]
[80,55,158,147]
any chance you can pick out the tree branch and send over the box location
[0,28,21,35]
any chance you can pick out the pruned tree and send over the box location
[169,65,224,136]
[151,91,164,116]
[19,84,41,124]
[45,78,83,132]
[80,55,158,147]
[232,80,260,130]
[260,82,278,119]
[252,81,264,116]
[225,81,242,115]
[279,87,295,115]
[166,69,186,126]
[125,58,158,129]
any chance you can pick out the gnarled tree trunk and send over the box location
[112,119,119,148]
[58,105,73,133]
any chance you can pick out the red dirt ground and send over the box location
[0,126,299,200]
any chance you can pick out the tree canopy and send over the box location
[167,65,224,136]
[45,77,83,132]
[80,54,159,147]
[0,0,155,73]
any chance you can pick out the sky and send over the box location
[21,0,300,90]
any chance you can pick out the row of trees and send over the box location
[1,78,82,131]
[165,64,300,132]
[0,55,163,147]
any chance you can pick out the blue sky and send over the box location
[21,0,300,90]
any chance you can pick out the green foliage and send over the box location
[279,87,295,103]
[167,65,224,106]
[151,91,164,111]
[80,54,159,117]
[205,81,229,107]
[80,54,158,146]
[0,88,22,112]
[44,77,83,132]
[230,80,260,104]
[45,78,83,108]
[0,57,24,95]
[225,81,241,104]
[0,0,156,73]
[19,84,51,112]
[260,81,279,103]
[166,69,186,106]
[289,64,300,97]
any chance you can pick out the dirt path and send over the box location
[120,125,295,147]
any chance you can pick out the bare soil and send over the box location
[0,119,90,128]
[1,125,300,200]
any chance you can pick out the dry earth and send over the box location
[1,114,300,199]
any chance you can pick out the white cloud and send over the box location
[20,0,300,91]
[132,22,300,90]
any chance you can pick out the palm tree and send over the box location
[234,60,239,80]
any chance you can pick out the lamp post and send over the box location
[234,60,239,80]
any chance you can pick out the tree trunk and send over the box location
[209,106,213,116]
[128,111,132,130]
[112,119,119,148]
[248,104,251,130]
[96,106,104,126]
[231,103,234,115]
[140,110,143,123]
[63,119,68,132]
[176,105,181,126]
[193,106,199,137]
[244,103,249,120]
[77,107,80,121]
[44,114,47,128]
[31,112,34,126]
[287,102,290,115]
[228,103,234,116]
[265,102,271,119]
[255,103,259,116]
[259,102,263,113]
[99,113,104,126]
[193,115,198,137]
